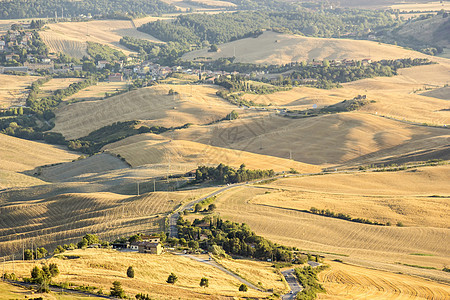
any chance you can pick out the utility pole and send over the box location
[153,179,156,192]
[12,255,14,275]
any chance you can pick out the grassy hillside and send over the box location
[0,133,78,173]
[212,181,450,283]
[319,260,450,299]
[40,20,164,58]
[171,112,449,166]
[0,189,214,258]
[51,84,235,140]
[0,74,41,108]
[182,31,431,65]
[103,134,320,173]
[2,249,272,299]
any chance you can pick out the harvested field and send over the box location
[65,81,129,102]
[420,86,450,100]
[0,133,78,172]
[171,112,450,166]
[38,77,84,98]
[52,84,235,140]
[0,170,46,189]
[182,31,431,65]
[40,30,88,58]
[0,189,209,258]
[104,135,319,173]
[2,249,268,299]
[0,74,41,108]
[319,261,450,299]
[41,20,163,57]
[391,1,449,12]
[213,184,450,283]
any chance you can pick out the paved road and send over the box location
[281,269,303,300]
[175,253,264,292]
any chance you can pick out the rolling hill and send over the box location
[182,30,431,65]
[51,84,235,140]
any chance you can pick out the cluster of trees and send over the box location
[138,9,396,47]
[26,263,59,292]
[0,0,177,19]
[86,42,126,63]
[309,207,386,226]
[214,75,288,94]
[195,163,275,184]
[119,36,191,65]
[294,265,327,300]
[177,216,294,261]
[27,76,97,115]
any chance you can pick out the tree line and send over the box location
[177,216,294,262]
[0,0,177,19]
[138,9,396,46]
[195,163,275,184]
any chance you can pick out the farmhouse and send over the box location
[109,73,123,82]
[138,242,163,255]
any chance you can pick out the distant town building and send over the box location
[109,73,123,82]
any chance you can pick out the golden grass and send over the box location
[0,169,46,189]
[0,74,41,108]
[172,111,449,166]
[103,135,320,173]
[52,84,235,139]
[319,261,450,299]
[0,133,78,172]
[38,78,84,98]
[0,280,104,300]
[182,31,432,65]
[3,249,268,299]
[0,189,212,260]
[390,1,449,12]
[65,81,130,102]
[212,183,450,283]
[41,20,163,57]
[215,257,287,293]
[40,30,88,58]
[253,165,450,228]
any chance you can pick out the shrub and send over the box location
[200,277,209,287]
[239,283,248,292]
[167,273,178,284]
[127,266,135,278]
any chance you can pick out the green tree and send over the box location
[188,240,199,249]
[194,203,202,212]
[127,266,135,278]
[167,273,178,284]
[209,44,219,52]
[110,281,125,298]
[239,283,248,292]
[48,263,59,277]
[200,277,209,287]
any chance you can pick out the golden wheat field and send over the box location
[318,261,450,299]
[182,31,432,65]
[3,249,268,299]
[0,281,104,300]
[212,179,450,283]
[38,78,84,98]
[171,111,450,166]
[40,30,88,58]
[0,133,78,173]
[0,189,213,258]
[40,20,163,57]
[51,84,235,139]
[103,134,319,173]
[0,74,41,108]
[65,81,130,102]
[390,1,449,12]
[420,86,450,100]
[0,169,46,189]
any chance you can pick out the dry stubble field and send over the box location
[0,74,41,108]
[211,165,450,285]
